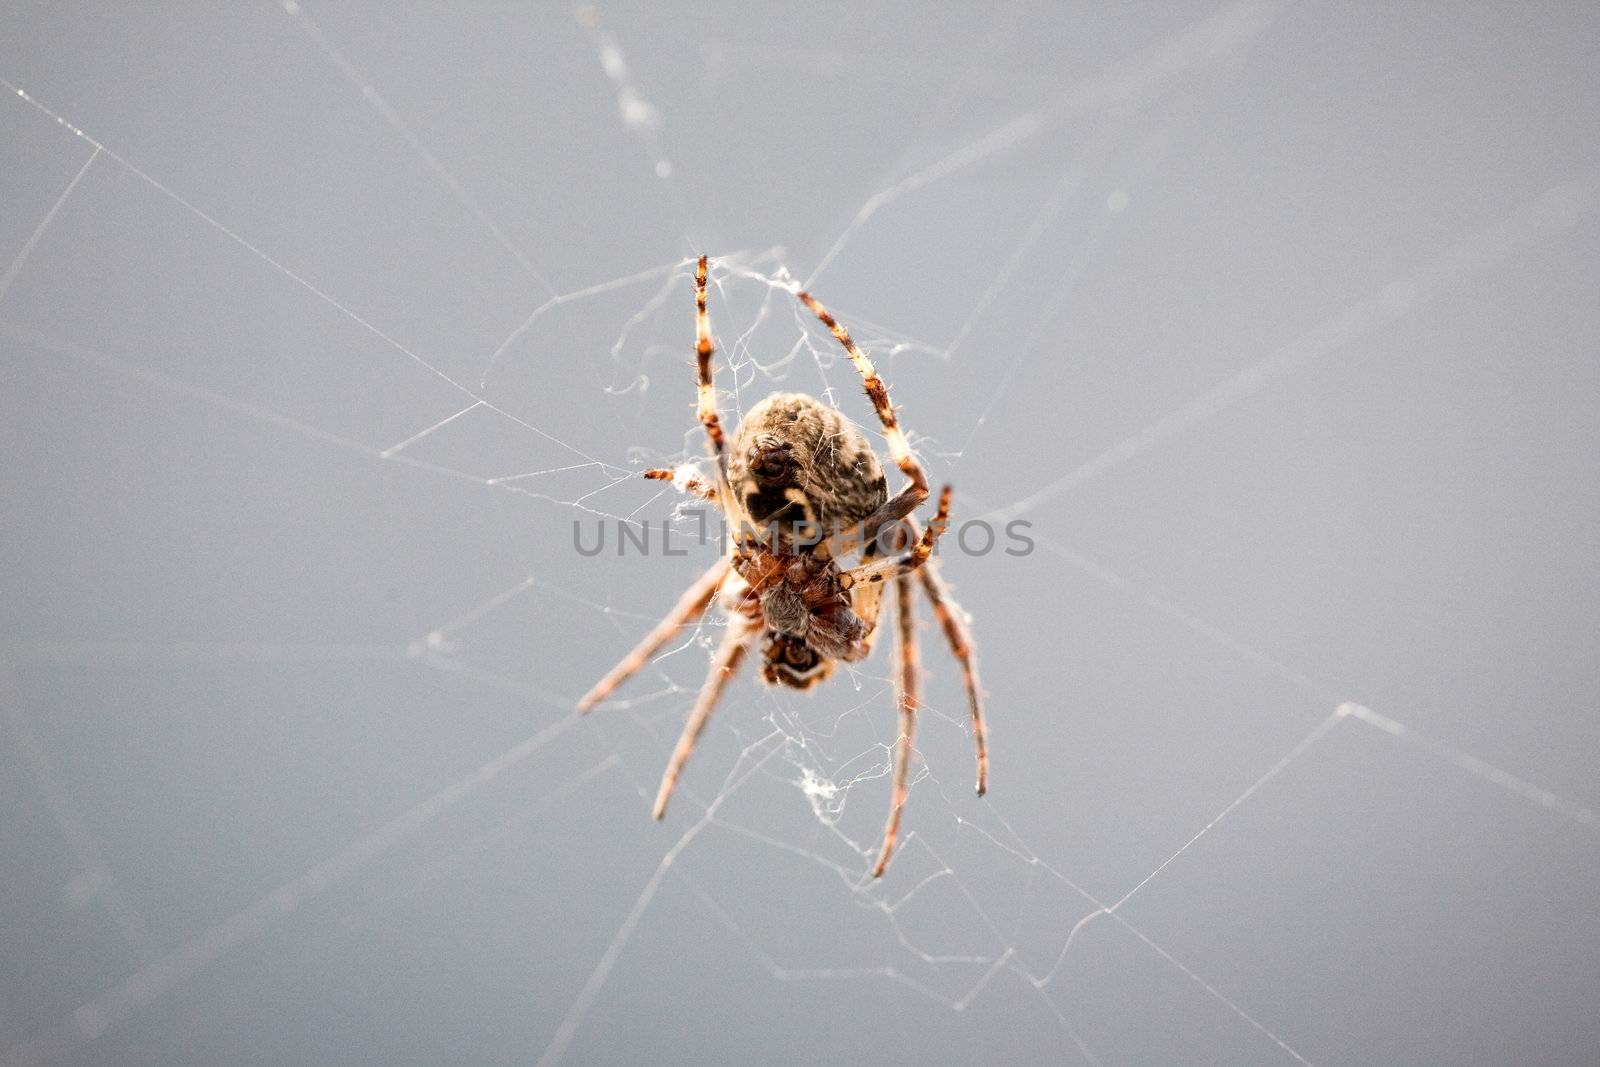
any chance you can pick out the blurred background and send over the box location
[2,2,1597,1063]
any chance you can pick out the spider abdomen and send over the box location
[729,392,888,533]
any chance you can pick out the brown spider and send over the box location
[579,256,988,877]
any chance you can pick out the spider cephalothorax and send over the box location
[732,529,926,664]
[579,256,988,878]
[736,544,859,649]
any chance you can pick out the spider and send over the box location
[579,256,988,877]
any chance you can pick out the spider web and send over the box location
[3,3,1598,1064]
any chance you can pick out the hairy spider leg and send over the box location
[643,467,717,501]
[873,572,921,877]
[838,485,953,589]
[694,256,740,521]
[652,613,762,820]
[577,555,732,712]
[906,515,988,797]
[797,288,929,542]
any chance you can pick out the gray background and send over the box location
[2,2,1597,1064]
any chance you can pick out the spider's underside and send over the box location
[578,257,988,877]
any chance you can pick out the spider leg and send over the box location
[906,521,989,797]
[817,493,917,562]
[643,467,719,502]
[873,573,920,877]
[653,614,761,820]
[838,485,952,590]
[577,555,732,712]
[693,256,739,517]
[796,288,929,533]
